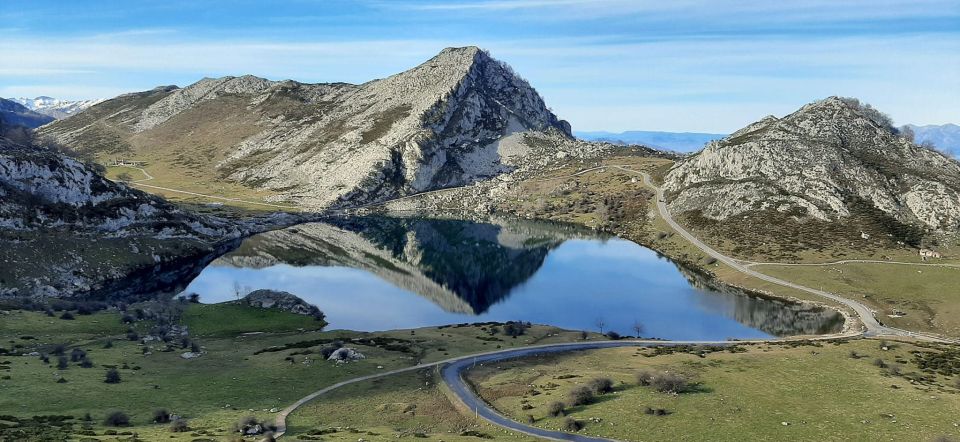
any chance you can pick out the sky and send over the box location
[1,0,958,132]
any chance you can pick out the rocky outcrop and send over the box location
[243,289,325,319]
[663,97,960,232]
[39,47,593,210]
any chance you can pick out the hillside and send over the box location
[0,129,250,299]
[38,47,604,210]
[663,97,960,259]
[0,98,54,129]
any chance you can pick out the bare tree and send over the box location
[632,320,644,338]
[595,318,606,335]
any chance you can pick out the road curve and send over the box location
[620,166,949,342]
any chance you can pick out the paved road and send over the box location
[271,337,808,440]
[617,166,949,342]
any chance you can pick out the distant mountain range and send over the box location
[10,96,104,120]
[0,98,55,128]
[903,123,960,158]
[575,130,726,152]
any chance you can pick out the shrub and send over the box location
[567,385,594,406]
[169,417,189,432]
[70,348,86,362]
[104,411,129,427]
[651,372,688,394]
[104,368,121,384]
[563,417,583,432]
[52,344,66,356]
[587,377,614,394]
[103,340,113,349]
[848,350,860,359]
[636,370,654,386]
[126,331,139,341]
[547,401,565,417]
[60,312,75,320]
[79,357,94,368]
[605,331,621,340]
[56,356,69,370]
[873,358,887,369]
[525,414,535,424]
[152,409,171,424]
[886,364,902,376]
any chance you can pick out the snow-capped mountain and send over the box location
[11,96,105,119]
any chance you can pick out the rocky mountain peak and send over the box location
[664,97,960,233]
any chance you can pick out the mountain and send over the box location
[0,98,55,129]
[39,47,595,210]
[662,97,960,257]
[11,96,105,120]
[575,130,725,152]
[903,123,960,159]
[0,126,249,299]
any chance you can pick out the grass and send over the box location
[0,304,596,440]
[285,368,536,441]
[757,263,960,337]
[465,339,960,442]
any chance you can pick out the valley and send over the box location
[1,38,959,442]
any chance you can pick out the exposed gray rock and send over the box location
[663,97,960,232]
[327,347,365,363]
[243,289,324,319]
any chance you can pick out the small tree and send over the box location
[104,411,129,427]
[57,356,69,370]
[105,368,121,384]
[152,409,171,424]
[563,417,583,431]
[587,377,614,394]
[595,318,606,335]
[568,385,594,406]
[632,321,644,338]
[636,370,654,386]
[547,401,566,417]
[651,372,688,394]
[169,418,189,433]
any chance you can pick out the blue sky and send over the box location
[1,0,957,132]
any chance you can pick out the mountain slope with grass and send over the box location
[662,97,960,259]
[38,47,602,209]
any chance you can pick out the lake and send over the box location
[181,216,843,340]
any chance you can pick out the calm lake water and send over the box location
[182,216,842,340]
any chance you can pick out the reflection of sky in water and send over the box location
[183,238,772,340]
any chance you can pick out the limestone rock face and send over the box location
[40,47,577,209]
[663,97,960,232]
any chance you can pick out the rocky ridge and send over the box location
[39,47,597,210]
[11,96,105,120]
[663,97,960,232]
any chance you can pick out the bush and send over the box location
[605,331,621,340]
[587,377,614,394]
[70,348,86,362]
[636,370,654,386]
[547,401,565,417]
[525,414,535,424]
[873,358,887,369]
[563,417,583,432]
[56,356,68,370]
[126,331,139,341]
[152,409,171,424]
[103,340,113,349]
[104,411,129,427]
[60,312,75,320]
[104,368,121,384]
[651,372,688,394]
[79,357,94,368]
[169,418,189,432]
[567,385,594,406]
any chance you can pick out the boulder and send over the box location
[327,347,365,363]
[243,289,325,319]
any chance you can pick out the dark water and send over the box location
[181,216,843,340]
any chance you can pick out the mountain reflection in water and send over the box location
[182,216,843,340]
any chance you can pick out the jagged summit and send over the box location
[40,47,582,209]
[664,97,960,234]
